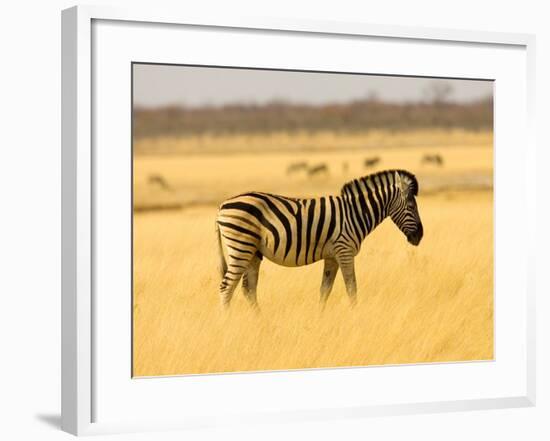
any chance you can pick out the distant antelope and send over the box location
[421,154,444,166]
[215,170,423,310]
[308,163,329,177]
[286,161,308,175]
[364,157,381,168]
[148,174,172,191]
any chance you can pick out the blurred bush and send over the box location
[133,96,493,140]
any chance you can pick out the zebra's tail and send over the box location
[215,221,227,280]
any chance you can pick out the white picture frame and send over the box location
[61,5,536,436]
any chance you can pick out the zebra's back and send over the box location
[217,192,344,267]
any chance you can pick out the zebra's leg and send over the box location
[220,254,253,309]
[337,256,357,307]
[242,254,262,311]
[320,258,338,309]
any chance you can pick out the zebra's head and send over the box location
[390,171,423,246]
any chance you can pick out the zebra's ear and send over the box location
[394,172,407,199]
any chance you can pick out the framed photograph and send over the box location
[62,5,536,436]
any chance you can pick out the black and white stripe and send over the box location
[215,169,423,309]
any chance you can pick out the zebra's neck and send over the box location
[340,175,397,244]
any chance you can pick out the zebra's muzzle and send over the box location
[407,224,423,246]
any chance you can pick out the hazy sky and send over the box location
[133,63,493,108]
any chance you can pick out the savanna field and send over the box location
[132,130,493,376]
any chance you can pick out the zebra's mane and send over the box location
[340,169,419,196]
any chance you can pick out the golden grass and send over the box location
[133,190,493,376]
[135,128,493,155]
[132,130,493,376]
[133,141,493,211]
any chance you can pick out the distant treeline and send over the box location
[133,97,493,139]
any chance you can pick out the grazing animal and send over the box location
[148,174,172,191]
[215,169,423,310]
[286,161,308,175]
[364,157,381,168]
[421,154,444,166]
[308,163,329,177]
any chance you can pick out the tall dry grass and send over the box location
[133,190,493,376]
[132,130,493,376]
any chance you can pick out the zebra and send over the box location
[215,169,423,310]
